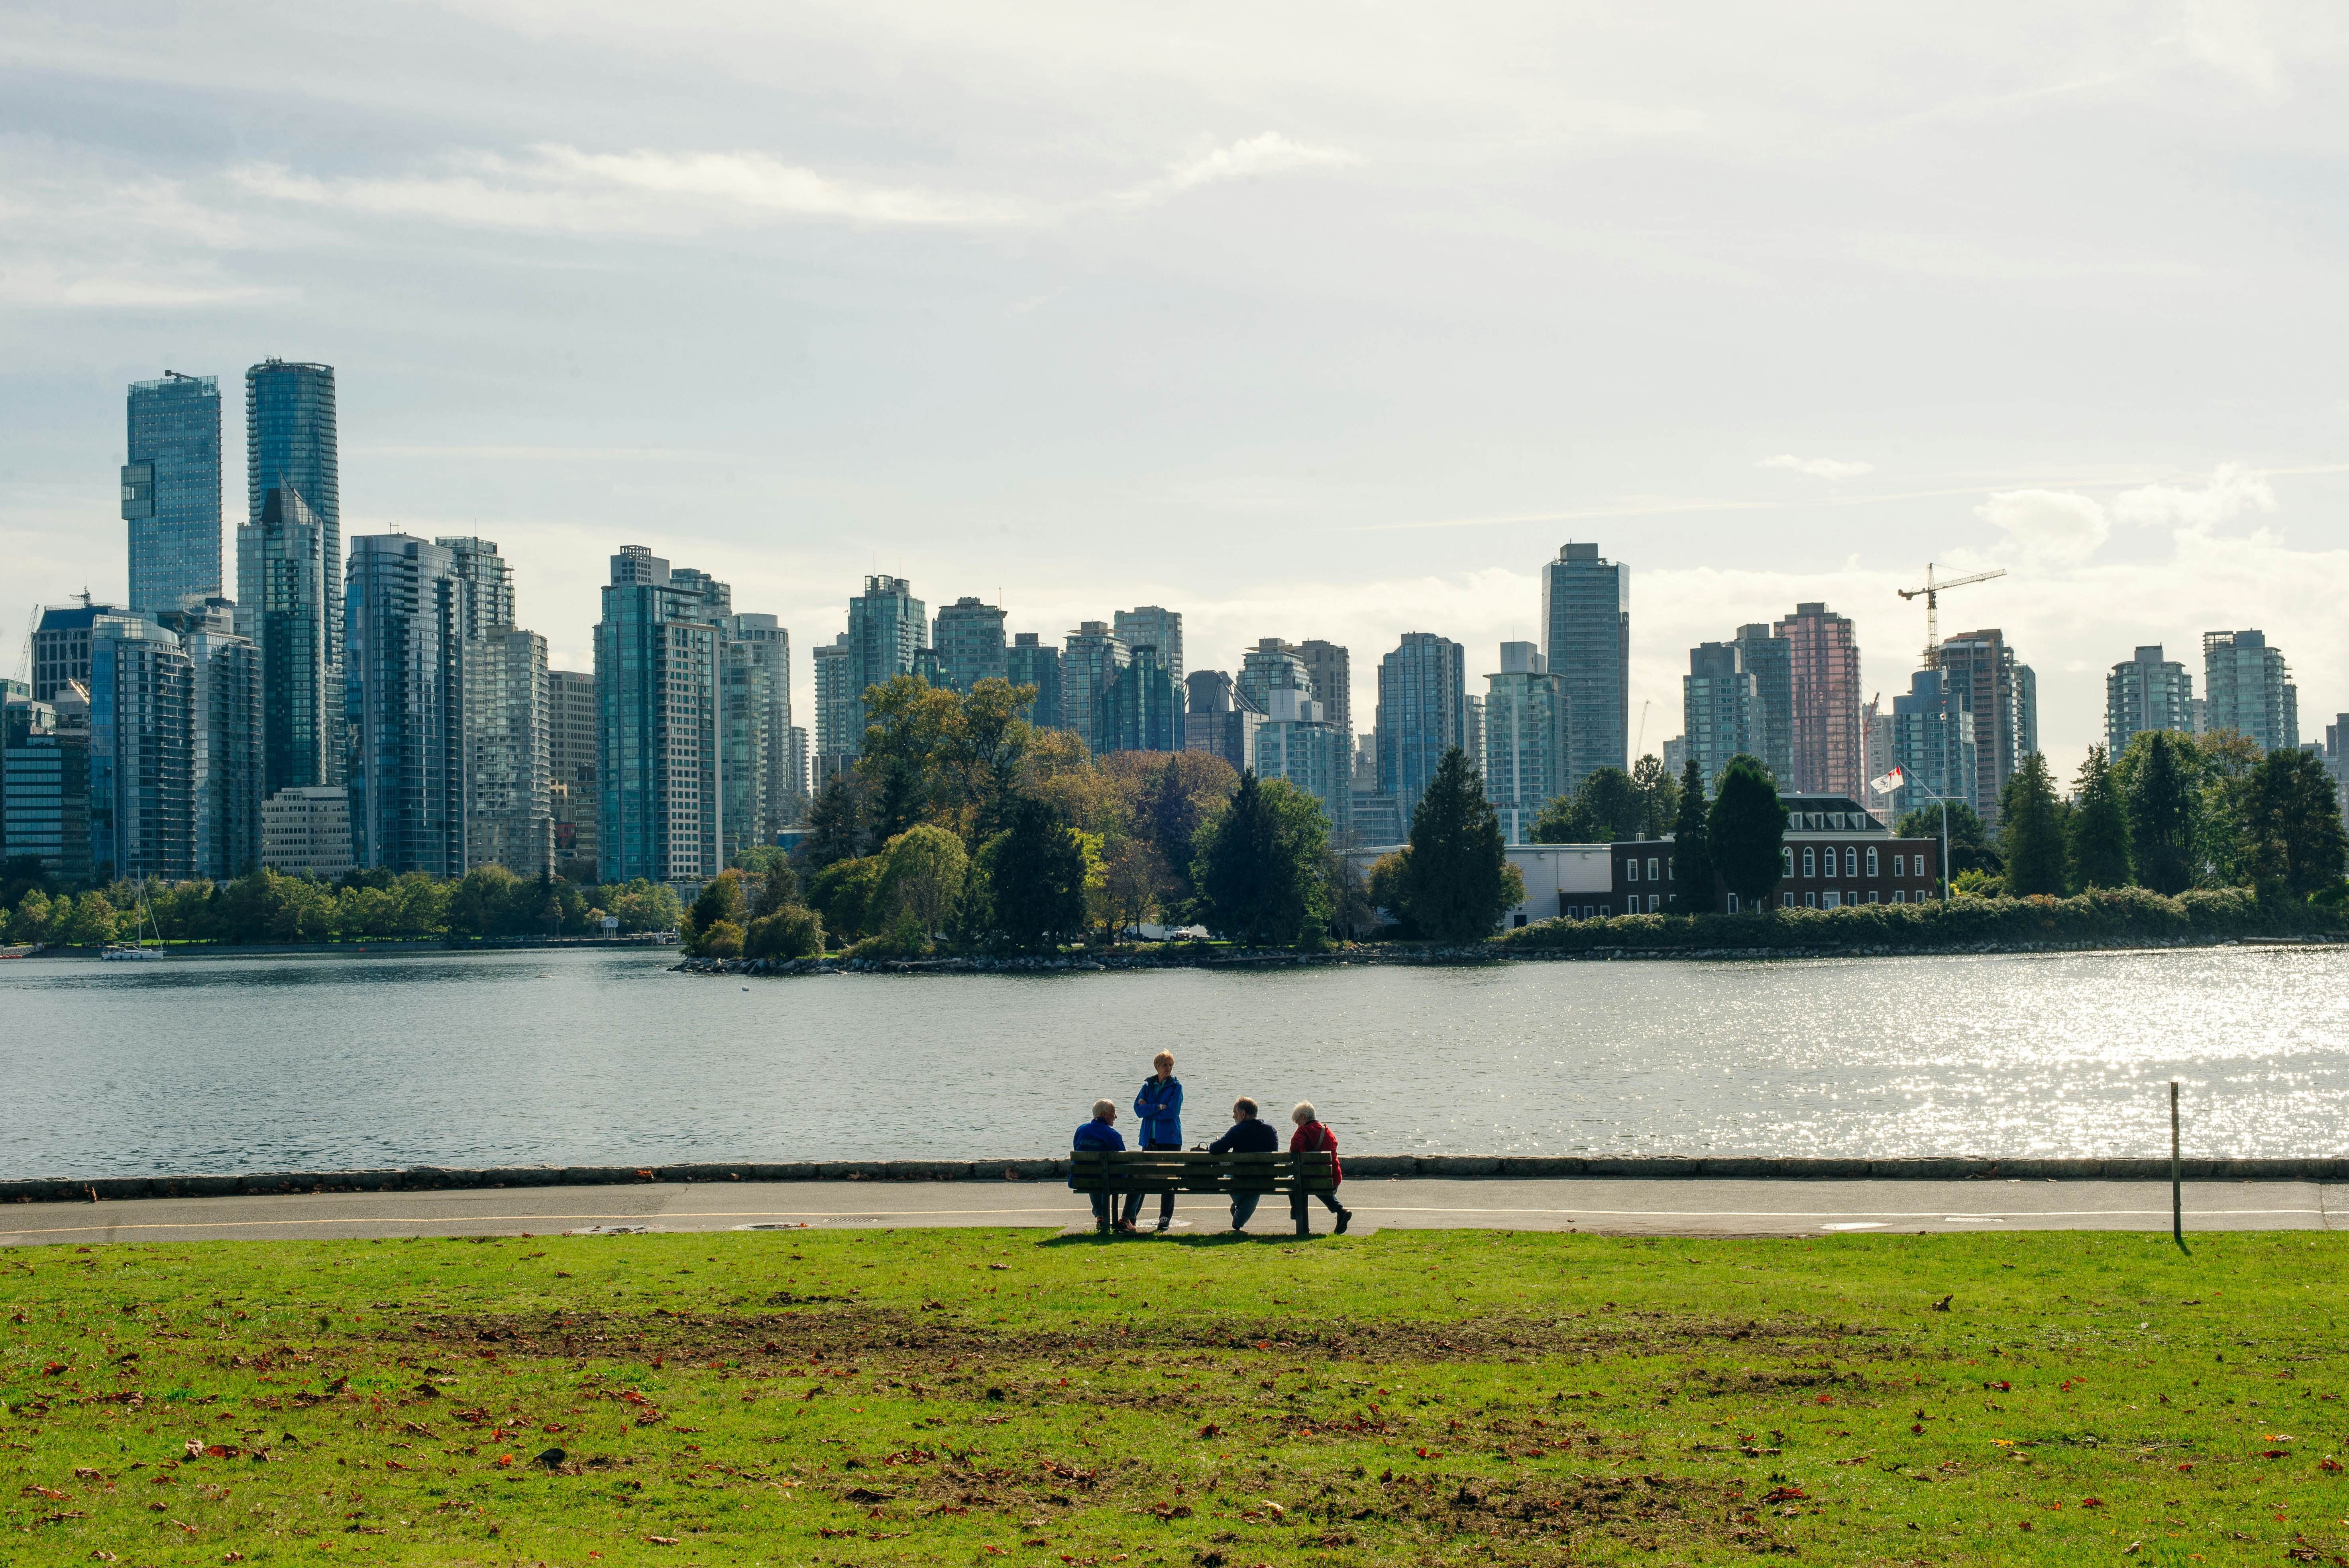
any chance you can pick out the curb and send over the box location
[4,1154,2344,1205]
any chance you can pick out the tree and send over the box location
[797,772,875,871]
[1529,793,1591,844]
[983,795,1089,950]
[1896,799,1997,879]
[1364,851,1412,935]
[63,892,120,947]
[1574,766,1645,842]
[1706,756,1785,911]
[807,856,886,943]
[1130,752,1239,908]
[876,823,969,936]
[1092,837,1173,943]
[1192,771,1331,946]
[730,846,801,918]
[1999,752,2067,897]
[685,869,748,950]
[2066,745,2131,891]
[2241,747,2348,900]
[1394,747,1522,942]
[744,905,825,960]
[2190,730,2264,886]
[1324,846,1378,940]
[2115,729,2197,895]
[1630,754,1681,840]
[1670,758,1713,914]
[699,920,745,958]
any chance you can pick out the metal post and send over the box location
[2170,1079,2188,1256]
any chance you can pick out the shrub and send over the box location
[743,906,825,961]
[699,919,744,959]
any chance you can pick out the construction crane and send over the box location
[1897,563,2005,669]
[1633,699,1650,759]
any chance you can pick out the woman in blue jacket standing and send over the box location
[1133,1051,1184,1233]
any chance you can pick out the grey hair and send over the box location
[1232,1096,1258,1119]
[1092,1099,1116,1120]
[1292,1101,1317,1124]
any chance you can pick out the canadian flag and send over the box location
[1868,765,1907,795]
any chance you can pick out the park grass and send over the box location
[4,1227,2347,1566]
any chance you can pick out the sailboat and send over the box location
[100,879,166,960]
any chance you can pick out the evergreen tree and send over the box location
[1629,754,1681,839]
[1670,757,1713,913]
[1999,752,2067,896]
[2242,748,2349,900]
[1572,766,1644,842]
[2117,730,2196,894]
[1895,799,1998,877]
[1530,793,1591,844]
[1706,755,1786,911]
[982,796,1089,950]
[1192,771,1331,946]
[2066,745,2132,891]
[1395,748,1522,942]
[798,772,874,870]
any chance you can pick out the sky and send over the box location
[6,0,2349,779]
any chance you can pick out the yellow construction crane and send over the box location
[1897,563,2005,669]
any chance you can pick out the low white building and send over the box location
[261,787,354,879]
[1349,840,1616,932]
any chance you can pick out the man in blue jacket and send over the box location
[1133,1051,1184,1234]
[1208,1096,1280,1232]
[1072,1099,1129,1234]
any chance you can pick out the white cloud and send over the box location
[1115,132,1358,206]
[1977,487,2111,568]
[1760,453,1874,481]
[2109,463,2275,534]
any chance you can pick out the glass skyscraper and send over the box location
[596,547,722,883]
[1539,542,1629,792]
[250,485,336,795]
[122,373,222,614]
[244,359,340,700]
[1375,632,1466,827]
[346,535,464,876]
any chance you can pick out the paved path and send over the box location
[0,1177,2337,1245]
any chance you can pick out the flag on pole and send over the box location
[1869,765,1906,795]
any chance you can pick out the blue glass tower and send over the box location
[1375,632,1466,826]
[244,359,340,674]
[122,373,222,614]
[1539,542,1630,792]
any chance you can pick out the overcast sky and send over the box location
[7,1,2348,777]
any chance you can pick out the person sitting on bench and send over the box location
[1207,1096,1279,1232]
[1071,1099,1132,1234]
[1288,1101,1353,1236]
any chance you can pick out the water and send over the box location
[3,946,2345,1179]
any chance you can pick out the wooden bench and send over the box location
[1069,1148,1335,1197]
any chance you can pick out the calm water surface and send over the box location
[4,946,2345,1177]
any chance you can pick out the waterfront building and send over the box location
[346,534,464,877]
[244,361,340,754]
[31,602,124,704]
[1539,542,1629,791]
[1238,638,1315,717]
[1889,667,1979,816]
[2202,629,2298,752]
[1296,641,1351,736]
[812,632,857,783]
[2,687,92,882]
[846,575,925,745]
[1006,633,1064,730]
[595,547,721,883]
[438,536,517,638]
[261,787,354,878]
[1063,621,1129,754]
[1681,640,1754,786]
[246,485,338,793]
[1604,793,1940,916]
[720,612,796,860]
[1937,628,2035,827]
[1733,622,1794,783]
[547,668,598,878]
[1114,608,1184,689]
[2106,644,2195,756]
[123,372,222,614]
[1375,633,1466,826]
[157,600,262,881]
[933,597,1008,692]
[465,625,552,877]
[1482,642,1568,844]
[2325,716,2349,822]
[87,613,194,882]
[1253,687,1351,838]
[1183,669,1259,774]
[1775,603,1861,797]
[1110,645,1181,753]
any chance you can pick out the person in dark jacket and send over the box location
[1132,1051,1184,1233]
[1288,1101,1351,1236]
[1071,1099,1130,1234]
[1207,1096,1280,1232]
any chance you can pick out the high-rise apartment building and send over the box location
[2203,629,2298,752]
[2,689,92,883]
[547,668,599,878]
[157,599,262,881]
[244,361,339,755]
[247,485,337,794]
[1063,621,1129,754]
[720,612,796,859]
[260,788,354,878]
[346,534,464,876]
[1889,668,1978,816]
[1539,542,1629,791]
[1682,640,1754,785]
[933,598,1008,692]
[1732,623,1794,782]
[1114,608,1184,689]
[1859,697,1899,822]
[1375,632,1466,826]
[1296,641,1351,736]
[844,576,925,748]
[811,634,856,787]
[595,547,721,883]
[1238,638,1314,716]
[86,614,193,882]
[2106,645,2195,756]
[1183,670,1259,775]
[1483,642,1568,843]
[1109,645,1180,753]
[31,602,124,704]
[123,373,222,614]
[1253,687,1351,839]
[438,536,517,637]
[1937,629,2035,826]
[1775,602,1860,797]
[1005,633,1064,730]
[465,625,552,877]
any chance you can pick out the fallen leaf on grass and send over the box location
[646,1535,680,1545]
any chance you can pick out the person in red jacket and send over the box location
[1287,1101,1352,1236]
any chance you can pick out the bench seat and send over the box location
[1070,1148,1334,1195]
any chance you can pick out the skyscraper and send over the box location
[596,546,722,883]
[86,614,193,882]
[1115,608,1184,689]
[2202,629,2298,752]
[1732,622,1793,783]
[1938,629,2034,827]
[1890,668,1978,815]
[345,534,463,876]
[1183,670,1259,775]
[811,633,856,786]
[1539,542,1629,791]
[1296,640,1351,735]
[465,626,552,877]
[3,686,93,883]
[1253,687,1351,838]
[934,598,1008,692]
[1681,640,1753,785]
[1109,645,1180,753]
[1483,642,1568,843]
[1375,632,1466,826]
[1063,621,1129,754]
[123,373,222,614]
[1005,633,1064,730]
[248,486,336,795]
[157,599,262,881]
[1238,638,1314,716]
[846,576,926,745]
[1775,603,1861,797]
[547,668,599,877]
[720,612,795,859]
[31,602,124,704]
[2107,645,2195,756]
[438,536,517,638]
[244,361,340,748]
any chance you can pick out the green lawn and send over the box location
[4,1227,2346,1566]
